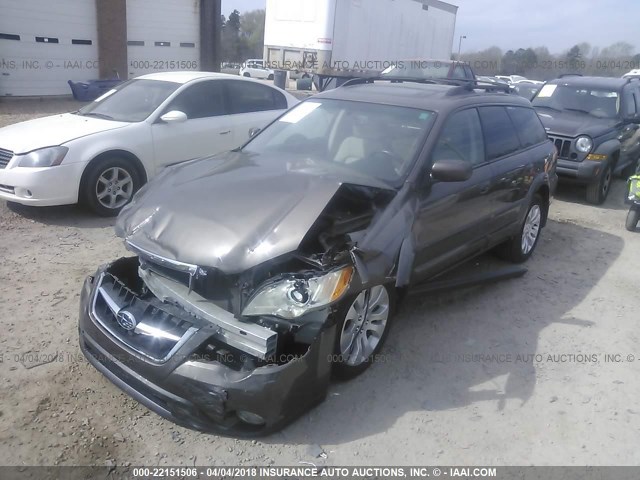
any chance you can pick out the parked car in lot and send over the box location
[0,72,297,215]
[513,82,542,101]
[239,59,275,80]
[79,78,557,436]
[532,76,640,204]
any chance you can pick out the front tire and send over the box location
[332,284,395,380]
[496,194,544,263]
[243,72,251,77]
[267,74,274,80]
[586,163,612,205]
[626,208,639,232]
[81,157,141,217]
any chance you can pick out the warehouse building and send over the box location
[0,0,221,96]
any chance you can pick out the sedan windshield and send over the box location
[242,99,435,185]
[532,84,620,118]
[77,79,180,122]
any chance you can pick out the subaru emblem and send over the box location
[116,310,137,331]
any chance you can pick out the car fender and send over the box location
[592,138,620,165]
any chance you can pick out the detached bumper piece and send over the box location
[79,257,335,436]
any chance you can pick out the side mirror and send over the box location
[160,110,188,124]
[431,159,473,182]
[248,127,261,138]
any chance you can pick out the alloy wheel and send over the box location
[95,167,134,210]
[521,205,541,255]
[339,286,390,366]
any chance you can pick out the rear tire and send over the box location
[81,157,141,217]
[496,194,544,263]
[626,208,640,232]
[586,163,612,205]
[243,72,251,77]
[267,74,274,80]
[332,284,395,380]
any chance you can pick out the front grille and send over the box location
[0,148,13,169]
[91,273,197,363]
[548,136,573,160]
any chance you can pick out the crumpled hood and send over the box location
[535,109,618,138]
[0,113,129,154]
[116,151,393,273]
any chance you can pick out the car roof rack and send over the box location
[340,76,511,94]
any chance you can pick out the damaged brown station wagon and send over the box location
[78,78,558,436]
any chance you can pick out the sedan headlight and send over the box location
[242,266,353,319]
[575,136,593,154]
[17,146,69,167]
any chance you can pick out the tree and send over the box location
[240,10,266,60]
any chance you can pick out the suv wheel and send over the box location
[496,194,544,263]
[243,72,251,77]
[332,284,395,380]
[82,157,141,217]
[586,163,612,205]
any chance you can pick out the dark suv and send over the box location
[532,75,640,204]
[78,79,557,436]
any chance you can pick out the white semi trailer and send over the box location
[263,0,458,88]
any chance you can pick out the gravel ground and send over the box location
[0,98,639,468]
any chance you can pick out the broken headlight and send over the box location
[242,266,353,320]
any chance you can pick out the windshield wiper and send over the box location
[79,112,114,120]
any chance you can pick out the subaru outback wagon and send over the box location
[79,78,558,436]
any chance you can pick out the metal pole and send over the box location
[458,35,466,59]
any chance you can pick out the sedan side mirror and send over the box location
[431,159,473,182]
[160,110,188,124]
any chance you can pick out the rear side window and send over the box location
[478,106,521,160]
[506,106,549,148]
[226,81,288,114]
[432,108,485,166]
[165,80,226,119]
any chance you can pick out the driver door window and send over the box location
[432,108,485,166]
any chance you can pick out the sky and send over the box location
[222,0,638,54]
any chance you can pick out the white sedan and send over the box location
[0,72,298,215]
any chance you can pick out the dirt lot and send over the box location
[0,98,639,468]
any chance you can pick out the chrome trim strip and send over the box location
[90,273,197,364]
[139,267,277,359]
[125,241,198,275]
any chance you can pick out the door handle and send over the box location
[219,130,231,135]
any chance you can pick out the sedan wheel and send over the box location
[96,167,134,210]
[334,285,394,379]
[82,157,141,216]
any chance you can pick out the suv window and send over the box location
[506,106,548,148]
[165,81,226,119]
[478,106,521,160]
[226,81,287,114]
[623,88,637,116]
[432,108,485,166]
[452,65,466,80]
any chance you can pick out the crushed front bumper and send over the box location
[78,259,336,436]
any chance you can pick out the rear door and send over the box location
[151,80,235,168]
[412,107,494,282]
[223,80,290,148]
[483,105,550,237]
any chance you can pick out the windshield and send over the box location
[532,84,620,118]
[77,79,180,122]
[242,99,435,186]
